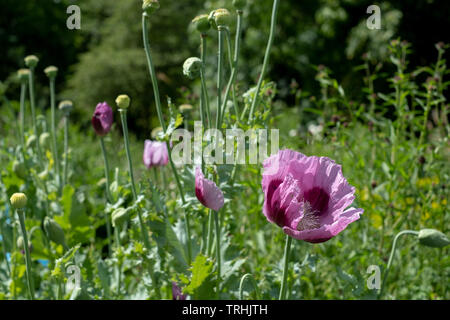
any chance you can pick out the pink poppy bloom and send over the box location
[92,102,113,136]
[195,167,224,211]
[262,149,363,243]
[143,140,169,169]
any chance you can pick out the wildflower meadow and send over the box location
[0,0,448,303]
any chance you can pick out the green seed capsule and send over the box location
[44,217,67,248]
[192,14,210,34]
[24,55,39,68]
[213,8,231,27]
[59,100,74,115]
[10,193,27,209]
[44,66,58,78]
[418,229,450,248]
[18,69,30,83]
[115,94,130,109]
[142,0,160,15]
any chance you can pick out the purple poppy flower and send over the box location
[172,282,187,300]
[195,167,224,212]
[143,140,169,169]
[262,149,363,243]
[92,102,113,136]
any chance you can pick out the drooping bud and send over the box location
[43,217,67,248]
[212,8,231,27]
[183,57,202,79]
[115,94,130,109]
[18,69,30,83]
[13,160,27,179]
[44,66,58,78]
[192,14,210,34]
[142,0,160,15]
[10,193,27,209]
[112,208,129,228]
[59,100,73,116]
[39,132,51,149]
[233,0,247,10]
[24,55,39,68]
[418,229,450,248]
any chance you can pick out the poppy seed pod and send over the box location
[179,104,193,113]
[24,55,39,68]
[44,66,58,78]
[112,208,129,228]
[10,193,27,209]
[58,100,73,115]
[18,69,30,83]
[418,229,450,248]
[43,217,67,248]
[233,0,247,10]
[192,14,210,34]
[142,0,160,15]
[213,8,231,27]
[115,94,130,109]
[183,57,202,79]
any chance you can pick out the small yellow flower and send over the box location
[10,193,27,209]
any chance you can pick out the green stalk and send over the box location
[248,0,280,123]
[19,82,27,148]
[239,273,260,300]
[100,137,113,257]
[206,210,214,256]
[17,209,35,299]
[418,89,432,148]
[142,13,192,264]
[62,115,69,187]
[119,109,150,251]
[200,34,210,128]
[379,230,419,299]
[114,226,121,297]
[279,235,292,300]
[28,67,43,168]
[216,26,224,129]
[200,69,212,129]
[49,77,61,194]
[214,209,221,295]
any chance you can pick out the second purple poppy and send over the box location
[143,140,169,169]
[92,102,113,136]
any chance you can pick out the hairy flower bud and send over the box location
[44,66,58,78]
[39,132,51,149]
[183,57,202,79]
[192,14,210,33]
[115,94,130,109]
[44,217,67,248]
[212,8,231,27]
[418,229,450,248]
[10,193,27,209]
[13,160,27,179]
[58,100,73,115]
[233,0,247,10]
[112,208,129,228]
[24,55,39,68]
[142,0,160,15]
[18,69,30,83]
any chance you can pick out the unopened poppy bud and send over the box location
[44,217,67,248]
[183,57,202,79]
[26,135,37,148]
[39,132,51,149]
[18,69,30,83]
[115,94,130,109]
[59,100,73,115]
[212,8,231,27]
[44,66,58,78]
[192,14,210,33]
[418,229,450,248]
[112,208,129,228]
[10,193,27,209]
[233,0,247,10]
[24,55,39,68]
[13,160,27,179]
[142,0,160,15]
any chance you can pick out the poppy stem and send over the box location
[279,235,292,300]
[17,209,35,299]
[379,230,418,299]
[248,0,280,124]
[216,26,224,129]
[62,115,70,187]
[100,137,113,257]
[19,82,27,149]
[214,209,221,296]
[28,66,44,169]
[239,273,261,300]
[49,77,61,195]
